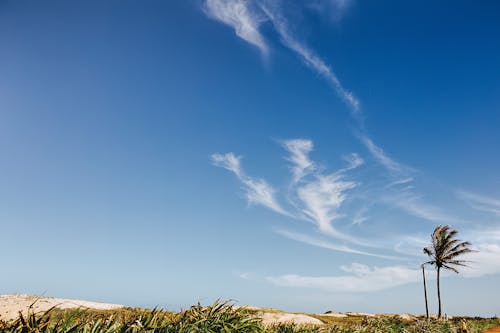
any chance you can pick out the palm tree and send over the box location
[423,225,474,318]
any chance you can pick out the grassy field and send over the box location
[0,300,498,333]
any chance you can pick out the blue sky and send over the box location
[1,0,499,316]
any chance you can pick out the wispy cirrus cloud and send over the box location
[211,153,290,216]
[297,174,357,237]
[276,229,369,255]
[386,192,461,224]
[351,205,369,226]
[212,140,385,257]
[260,3,361,114]
[276,229,404,260]
[202,0,360,113]
[355,135,461,225]
[233,270,258,280]
[279,139,363,241]
[282,139,316,183]
[280,139,364,240]
[456,190,500,217]
[203,0,268,55]
[358,135,408,174]
[342,153,364,171]
[386,177,414,189]
[212,141,361,238]
[306,0,353,22]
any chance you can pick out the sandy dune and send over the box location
[0,294,123,321]
[259,312,323,326]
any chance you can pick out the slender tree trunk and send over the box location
[422,265,429,319]
[437,267,442,319]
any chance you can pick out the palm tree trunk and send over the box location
[422,265,429,319]
[437,266,442,319]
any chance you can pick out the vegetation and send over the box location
[0,300,498,333]
[423,225,475,318]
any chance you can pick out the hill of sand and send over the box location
[0,294,123,321]
[258,311,323,325]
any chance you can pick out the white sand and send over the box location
[320,312,348,318]
[0,294,123,321]
[260,312,324,326]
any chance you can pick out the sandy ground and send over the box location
[0,294,123,321]
[321,312,348,318]
[260,312,323,325]
[236,306,326,325]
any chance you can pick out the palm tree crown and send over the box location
[423,225,473,272]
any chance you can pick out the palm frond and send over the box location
[441,264,460,273]
[423,247,433,256]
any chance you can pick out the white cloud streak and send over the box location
[306,0,353,22]
[457,190,500,217]
[351,205,369,226]
[297,174,357,237]
[260,4,361,114]
[342,153,364,171]
[203,0,360,112]
[211,153,290,216]
[234,270,257,280]
[204,0,268,54]
[212,144,361,243]
[211,151,243,177]
[281,140,363,240]
[277,229,404,260]
[211,140,401,260]
[393,235,428,257]
[277,229,368,255]
[358,135,406,173]
[282,139,315,183]
[389,193,459,224]
[386,177,414,188]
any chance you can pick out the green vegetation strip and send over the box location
[0,300,498,333]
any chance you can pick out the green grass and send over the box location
[0,300,498,333]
